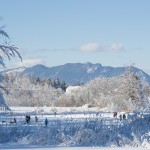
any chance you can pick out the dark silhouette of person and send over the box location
[14,118,17,124]
[123,114,126,120]
[45,118,49,127]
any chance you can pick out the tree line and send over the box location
[1,67,150,112]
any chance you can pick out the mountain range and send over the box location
[21,62,150,84]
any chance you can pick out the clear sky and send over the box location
[0,0,150,74]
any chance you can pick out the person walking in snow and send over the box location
[14,118,17,124]
[113,112,117,118]
[119,115,122,121]
[45,118,49,127]
[123,114,126,120]
[28,116,31,123]
[26,116,29,124]
[25,115,31,124]
[35,116,38,122]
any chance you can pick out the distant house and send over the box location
[66,86,80,94]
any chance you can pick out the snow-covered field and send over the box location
[0,144,149,150]
[0,107,150,149]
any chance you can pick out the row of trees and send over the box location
[2,73,63,106]
[1,67,150,112]
[36,78,68,92]
[57,68,150,112]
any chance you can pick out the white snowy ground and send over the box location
[0,106,125,127]
[0,144,149,150]
[0,106,150,149]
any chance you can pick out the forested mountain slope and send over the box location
[22,62,150,84]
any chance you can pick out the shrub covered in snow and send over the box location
[0,114,150,147]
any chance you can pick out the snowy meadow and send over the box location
[0,107,150,149]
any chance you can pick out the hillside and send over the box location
[22,62,150,84]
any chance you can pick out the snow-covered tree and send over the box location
[0,25,21,68]
[2,73,63,106]
[57,67,149,112]
[0,25,21,110]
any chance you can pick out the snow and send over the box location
[87,66,97,73]
[66,86,80,94]
[4,66,25,74]
[0,144,149,150]
[0,107,150,149]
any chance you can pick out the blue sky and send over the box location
[0,0,150,74]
